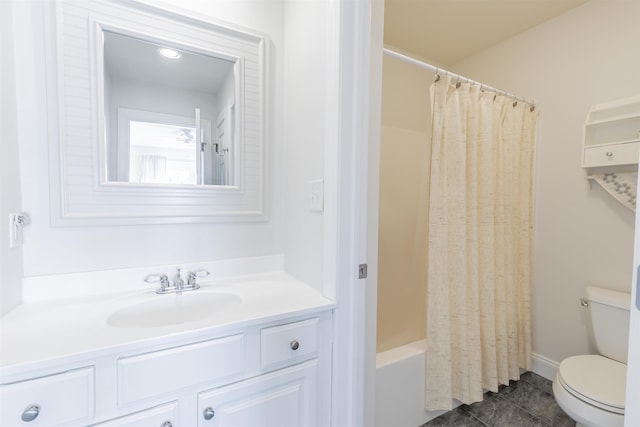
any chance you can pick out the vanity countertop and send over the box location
[0,272,335,376]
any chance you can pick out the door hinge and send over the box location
[358,264,368,279]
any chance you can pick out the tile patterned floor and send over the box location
[421,372,576,427]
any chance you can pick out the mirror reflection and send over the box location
[103,31,236,186]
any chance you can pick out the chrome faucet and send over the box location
[173,268,185,293]
[145,268,209,294]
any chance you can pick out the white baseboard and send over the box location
[532,352,560,381]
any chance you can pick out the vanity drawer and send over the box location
[118,334,244,406]
[0,367,95,426]
[91,402,178,427]
[261,318,319,370]
[583,141,640,167]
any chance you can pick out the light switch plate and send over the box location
[309,179,324,212]
[9,212,30,249]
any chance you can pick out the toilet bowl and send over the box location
[553,354,625,427]
[552,286,630,427]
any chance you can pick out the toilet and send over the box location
[552,286,630,427]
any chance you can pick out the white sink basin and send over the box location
[107,292,242,328]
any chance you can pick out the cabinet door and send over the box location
[90,402,178,427]
[198,359,319,427]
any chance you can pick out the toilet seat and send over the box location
[557,354,626,414]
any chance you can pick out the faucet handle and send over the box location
[187,269,210,287]
[145,274,170,292]
[145,273,168,284]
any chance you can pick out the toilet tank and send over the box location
[585,286,631,364]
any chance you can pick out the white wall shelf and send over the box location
[583,95,640,168]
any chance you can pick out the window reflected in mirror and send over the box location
[129,121,197,185]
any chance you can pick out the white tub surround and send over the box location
[0,266,334,427]
[375,340,455,427]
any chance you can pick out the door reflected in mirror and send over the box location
[103,31,236,186]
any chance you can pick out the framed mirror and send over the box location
[45,0,268,225]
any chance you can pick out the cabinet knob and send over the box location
[606,151,614,157]
[203,407,215,420]
[161,422,173,427]
[290,340,300,350]
[21,405,40,422]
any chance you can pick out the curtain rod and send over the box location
[383,48,536,108]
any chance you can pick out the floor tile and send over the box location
[421,407,487,427]
[520,371,553,394]
[421,372,576,427]
[498,379,557,422]
[548,403,576,427]
[461,392,548,427]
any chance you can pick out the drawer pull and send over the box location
[161,422,173,427]
[203,407,215,420]
[290,340,300,350]
[21,405,40,422]
[606,151,614,157]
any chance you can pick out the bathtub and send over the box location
[375,339,453,427]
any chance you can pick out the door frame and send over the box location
[624,165,640,426]
[327,0,384,426]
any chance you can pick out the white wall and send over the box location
[215,69,235,116]
[5,0,331,298]
[453,0,640,366]
[107,77,217,122]
[0,0,23,315]
[9,0,286,280]
[282,0,330,290]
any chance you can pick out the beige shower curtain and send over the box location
[425,75,539,410]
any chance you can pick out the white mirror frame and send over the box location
[44,0,268,225]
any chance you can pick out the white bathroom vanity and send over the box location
[0,271,334,426]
